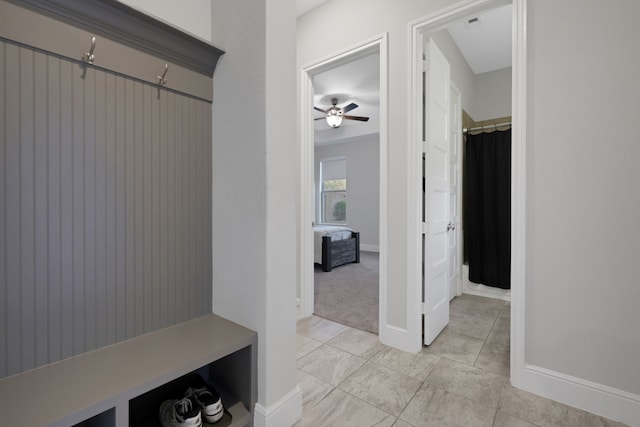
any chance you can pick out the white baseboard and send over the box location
[360,244,379,253]
[254,386,303,427]
[379,323,421,354]
[462,265,511,301]
[517,363,640,426]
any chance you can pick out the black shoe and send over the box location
[185,386,223,423]
[159,396,202,427]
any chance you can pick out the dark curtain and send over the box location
[465,129,511,289]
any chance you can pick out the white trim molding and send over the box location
[463,266,511,301]
[408,0,526,386]
[509,0,527,391]
[299,64,316,318]
[360,244,379,253]
[299,35,389,346]
[254,386,303,427]
[407,0,514,356]
[406,19,424,354]
[520,364,640,426]
[296,298,302,319]
[378,324,416,353]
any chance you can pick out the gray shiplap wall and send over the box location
[0,39,212,378]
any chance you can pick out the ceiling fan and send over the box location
[314,97,369,128]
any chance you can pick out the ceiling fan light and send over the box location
[326,114,342,128]
[326,108,343,128]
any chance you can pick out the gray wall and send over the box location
[117,0,212,42]
[0,39,212,378]
[526,0,640,395]
[315,135,380,248]
[432,29,511,122]
[211,0,299,412]
[474,67,512,121]
[432,29,475,115]
[299,0,640,418]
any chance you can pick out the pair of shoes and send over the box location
[159,397,202,427]
[185,386,224,423]
[159,385,223,426]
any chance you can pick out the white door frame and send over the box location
[450,82,463,300]
[408,0,526,386]
[422,36,452,346]
[298,34,389,331]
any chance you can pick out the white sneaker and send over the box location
[159,397,202,427]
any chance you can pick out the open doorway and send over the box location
[416,3,514,347]
[410,0,527,380]
[312,51,380,331]
[298,35,388,337]
[434,4,513,304]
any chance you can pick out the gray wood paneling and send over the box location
[0,41,6,377]
[5,41,21,375]
[0,39,213,379]
[47,54,62,364]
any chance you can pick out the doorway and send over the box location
[409,0,527,384]
[298,35,389,336]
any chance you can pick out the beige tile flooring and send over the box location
[295,294,627,427]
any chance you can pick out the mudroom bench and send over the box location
[0,315,257,427]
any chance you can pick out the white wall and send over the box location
[315,135,380,248]
[299,0,467,331]
[299,0,511,340]
[300,0,640,423]
[211,1,301,425]
[526,0,640,399]
[117,0,212,42]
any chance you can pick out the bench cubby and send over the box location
[0,315,257,427]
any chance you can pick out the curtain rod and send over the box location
[463,121,511,134]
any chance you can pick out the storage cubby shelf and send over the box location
[0,314,257,427]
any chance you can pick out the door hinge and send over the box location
[422,302,429,315]
[422,222,428,235]
[422,141,428,154]
[422,59,429,72]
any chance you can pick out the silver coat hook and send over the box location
[83,36,96,64]
[157,64,168,85]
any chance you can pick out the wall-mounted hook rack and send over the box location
[157,63,168,85]
[82,36,96,64]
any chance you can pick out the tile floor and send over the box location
[295,294,627,427]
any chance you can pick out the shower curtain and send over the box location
[465,129,511,289]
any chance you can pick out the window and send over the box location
[320,158,347,224]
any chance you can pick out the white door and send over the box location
[423,37,451,345]
[449,85,462,301]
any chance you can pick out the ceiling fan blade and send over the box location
[314,117,325,121]
[342,102,358,113]
[343,115,370,122]
[314,106,328,113]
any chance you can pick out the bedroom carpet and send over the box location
[314,251,379,334]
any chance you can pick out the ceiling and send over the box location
[302,1,512,144]
[446,4,512,74]
[312,52,380,144]
[296,0,328,17]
